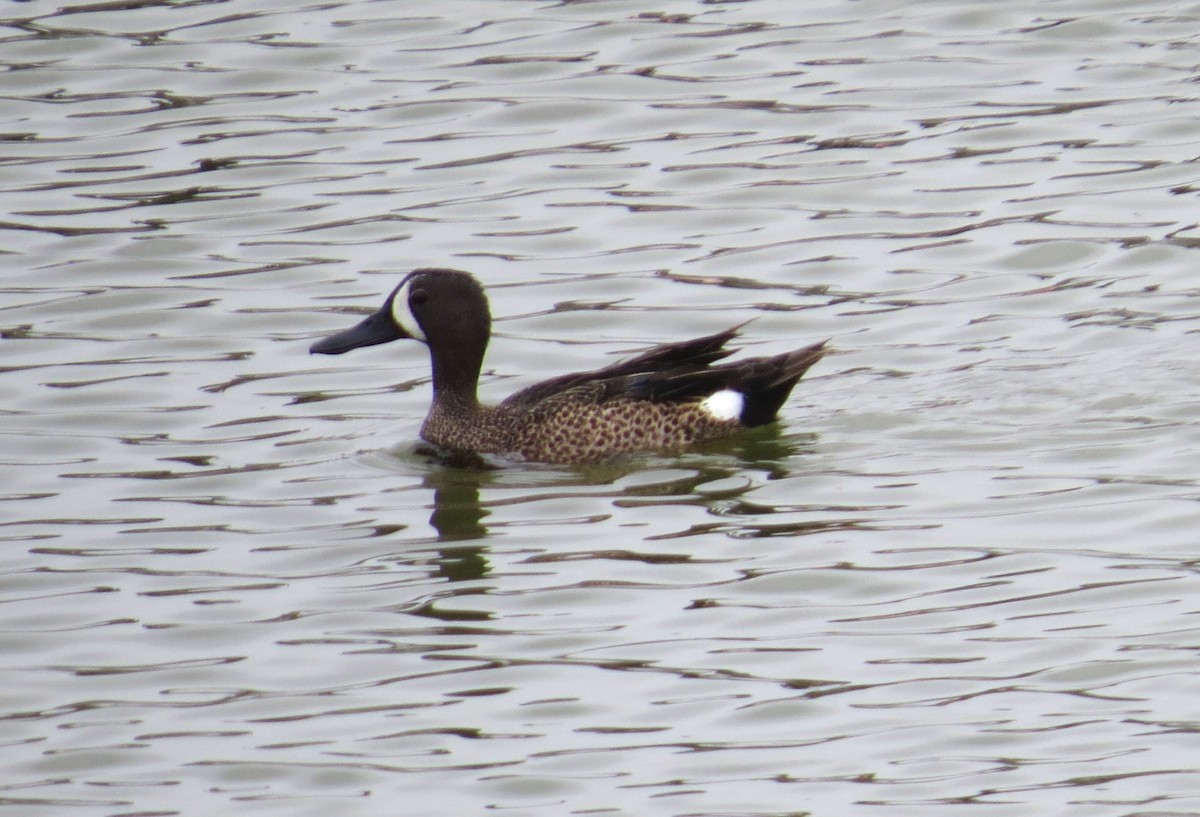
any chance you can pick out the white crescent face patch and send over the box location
[390,277,427,343]
[700,389,744,422]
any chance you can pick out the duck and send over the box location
[310,268,826,464]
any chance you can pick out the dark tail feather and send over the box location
[736,341,827,426]
[603,323,745,377]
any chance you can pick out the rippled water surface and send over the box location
[4,1,1200,815]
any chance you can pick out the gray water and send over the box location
[4,1,1200,815]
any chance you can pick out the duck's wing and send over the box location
[506,331,826,428]
[500,325,743,409]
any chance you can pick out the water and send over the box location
[3,1,1200,815]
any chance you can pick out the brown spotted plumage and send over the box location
[311,269,826,464]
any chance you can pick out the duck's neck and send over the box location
[427,342,483,410]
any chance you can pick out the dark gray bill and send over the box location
[310,308,406,355]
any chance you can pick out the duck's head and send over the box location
[310,268,490,354]
[310,268,491,397]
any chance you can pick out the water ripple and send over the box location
[3,2,1200,816]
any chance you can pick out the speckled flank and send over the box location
[516,397,740,463]
[421,396,742,464]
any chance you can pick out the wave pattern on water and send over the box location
[3,1,1200,816]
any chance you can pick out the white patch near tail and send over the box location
[701,389,744,422]
[390,278,427,342]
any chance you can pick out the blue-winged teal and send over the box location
[310,269,826,464]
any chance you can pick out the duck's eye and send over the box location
[409,288,429,306]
